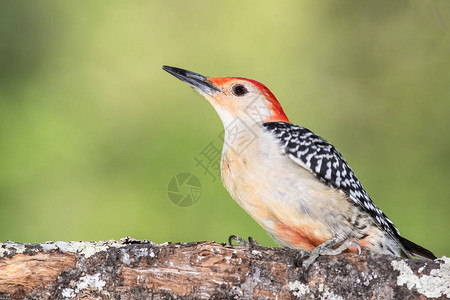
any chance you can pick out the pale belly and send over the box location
[220,128,366,251]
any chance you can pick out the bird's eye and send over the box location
[232,84,248,97]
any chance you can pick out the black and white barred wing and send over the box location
[262,121,400,238]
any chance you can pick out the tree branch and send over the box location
[0,238,448,299]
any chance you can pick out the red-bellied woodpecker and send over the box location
[162,65,436,279]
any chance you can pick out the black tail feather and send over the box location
[399,236,436,260]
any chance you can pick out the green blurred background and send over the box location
[0,1,449,257]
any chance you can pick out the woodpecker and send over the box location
[162,66,436,277]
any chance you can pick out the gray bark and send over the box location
[0,238,448,299]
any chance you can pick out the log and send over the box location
[0,237,448,299]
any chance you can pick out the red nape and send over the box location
[238,78,289,123]
[209,77,290,123]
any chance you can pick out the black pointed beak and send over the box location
[162,65,220,95]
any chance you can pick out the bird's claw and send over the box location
[228,235,248,247]
[351,241,362,256]
[294,250,310,282]
[294,239,361,282]
[228,235,260,248]
[248,236,262,247]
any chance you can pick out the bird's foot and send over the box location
[296,238,361,282]
[228,235,261,248]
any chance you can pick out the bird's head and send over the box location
[163,66,289,127]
